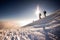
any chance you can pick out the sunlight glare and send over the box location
[35,5,40,18]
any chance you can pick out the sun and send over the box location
[35,5,44,18]
[35,5,40,18]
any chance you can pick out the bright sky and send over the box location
[0,0,60,26]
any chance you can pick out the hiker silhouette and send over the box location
[43,10,46,17]
[39,13,41,19]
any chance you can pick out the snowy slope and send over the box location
[24,9,60,28]
[21,9,60,40]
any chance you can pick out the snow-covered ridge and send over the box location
[24,9,60,28]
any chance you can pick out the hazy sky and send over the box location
[0,0,60,20]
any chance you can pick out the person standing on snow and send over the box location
[39,13,41,19]
[43,10,46,17]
